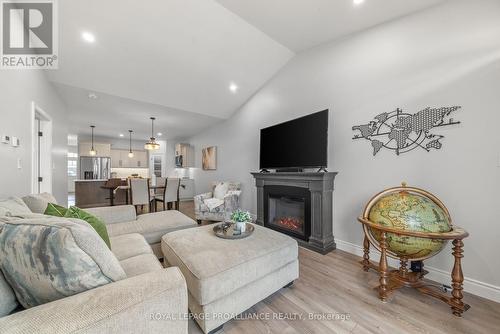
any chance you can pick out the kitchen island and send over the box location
[75,179,128,208]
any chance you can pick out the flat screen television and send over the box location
[259,109,328,170]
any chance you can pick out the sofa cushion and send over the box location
[22,193,57,214]
[107,210,197,244]
[0,216,126,308]
[110,233,153,260]
[161,224,298,306]
[0,270,18,317]
[85,205,137,225]
[0,197,32,216]
[119,254,162,277]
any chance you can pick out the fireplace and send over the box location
[264,186,311,241]
[252,172,337,254]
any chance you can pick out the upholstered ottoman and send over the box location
[161,224,299,333]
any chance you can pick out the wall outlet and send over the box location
[17,158,22,169]
[11,136,19,147]
[1,135,10,144]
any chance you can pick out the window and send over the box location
[67,152,78,177]
[67,160,77,177]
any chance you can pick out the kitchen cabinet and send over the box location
[79,143,111,157]
[175,143,194,168]
[111,149,148,168]
[179,179,194,200]
[110,150,122,168]
[134,151,148,168]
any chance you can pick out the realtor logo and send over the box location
[1,0,58,69]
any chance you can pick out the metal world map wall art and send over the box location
[352,106,461,156]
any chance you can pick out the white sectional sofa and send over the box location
[86,205,198,258]
[0,195,197,333]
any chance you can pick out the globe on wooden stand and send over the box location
[357,183,470,317]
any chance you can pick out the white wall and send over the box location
[187,0,500,299]
[0,71,68,205]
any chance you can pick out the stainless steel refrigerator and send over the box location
[80,157,111,180]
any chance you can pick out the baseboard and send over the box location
[335,239,500,303]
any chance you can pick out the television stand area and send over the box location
[260,168,329,173]
[251,171,338,254]
[276,167,303,173]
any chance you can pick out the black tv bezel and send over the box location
[259,109,329,170]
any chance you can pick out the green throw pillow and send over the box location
[44,203,68,217]
[44,203,111,249]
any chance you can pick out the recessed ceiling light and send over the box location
[353,0,365,6]
[82,31,96,43]
[229,83,238,93]
[119,133,124,137]
[88,92,98,99]
[157,132,162,136]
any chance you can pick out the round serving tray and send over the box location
[213,222,255,239]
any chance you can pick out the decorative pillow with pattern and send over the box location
[0,216,126,309]
[0,255,18,316]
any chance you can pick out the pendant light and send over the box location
[128,130,134,158]
[89,125,97,156]
[144,117,160,150]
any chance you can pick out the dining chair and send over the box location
[155,177,166,196]
[154,178,180,211]
[129,178,154,214]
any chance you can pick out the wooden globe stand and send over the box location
[358,184,470,317]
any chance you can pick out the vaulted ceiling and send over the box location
[50,0,446,140]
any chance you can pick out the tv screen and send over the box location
[259,110,328,169]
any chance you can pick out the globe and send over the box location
[366,189,452,261]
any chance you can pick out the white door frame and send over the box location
[31,102,53,194]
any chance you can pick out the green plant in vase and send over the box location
[231,209,252,232]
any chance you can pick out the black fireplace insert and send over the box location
[263,185,311,241]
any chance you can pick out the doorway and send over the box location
[31,102,53,194]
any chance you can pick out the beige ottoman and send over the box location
[161,224,299,334]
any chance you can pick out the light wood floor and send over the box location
[173,201,500,334]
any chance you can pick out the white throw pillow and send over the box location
[22,193,57,214]
[0,197,32,216]
[213,182,229,200]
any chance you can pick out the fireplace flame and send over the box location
[277,217,303,231]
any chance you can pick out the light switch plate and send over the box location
[1,135,9,144]
[11,136,19,147]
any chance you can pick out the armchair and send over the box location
[194,182,241,224]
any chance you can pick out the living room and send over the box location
[1,0,500,333]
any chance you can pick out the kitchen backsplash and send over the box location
[111,168,149,178]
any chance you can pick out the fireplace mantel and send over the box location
[251,172,338,254]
